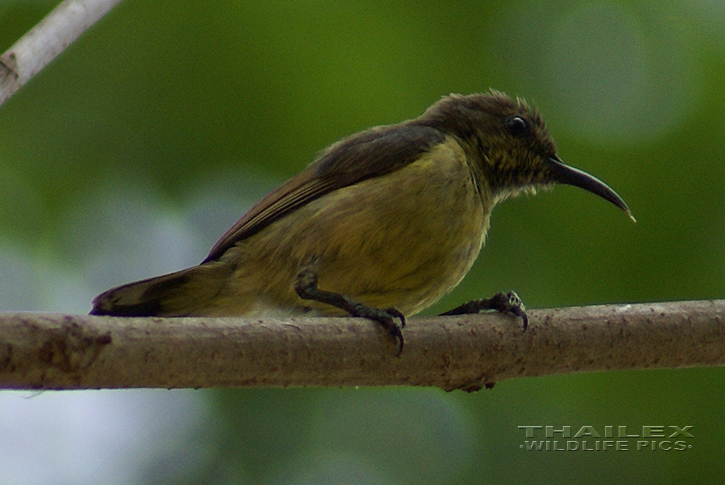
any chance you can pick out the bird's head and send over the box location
[418,90,634,220]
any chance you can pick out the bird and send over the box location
[90,90,633,353]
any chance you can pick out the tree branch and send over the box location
[0,0,123,106]
[1,300,723,392]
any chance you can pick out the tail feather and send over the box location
[90,263,230,317]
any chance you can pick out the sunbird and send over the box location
[91,90,633,353]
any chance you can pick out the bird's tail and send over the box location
[90,263,231,317]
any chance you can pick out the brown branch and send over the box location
[0,0,123,106]
[1,300,723,392]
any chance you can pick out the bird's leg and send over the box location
[440,291,528,331]
[295,262,406,355]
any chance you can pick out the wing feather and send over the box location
[203,122,445,262]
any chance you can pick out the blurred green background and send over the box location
[1,0,724,483]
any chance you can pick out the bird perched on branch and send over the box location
[91,90,633,354]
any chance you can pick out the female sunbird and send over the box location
[91,90,632,353]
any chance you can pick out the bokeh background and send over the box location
[1,0,724,483]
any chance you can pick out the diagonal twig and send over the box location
[0,0,123,106]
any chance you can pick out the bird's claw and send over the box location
[498,291,528,331]
[350,304,406,355]
[440,290,528,331]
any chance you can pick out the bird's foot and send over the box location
[295,263,407,354]
[440,291,528,331]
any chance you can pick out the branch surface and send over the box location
[1,300,723,392]
[0,0,123,106]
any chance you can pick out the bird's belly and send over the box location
[222,141,491,317]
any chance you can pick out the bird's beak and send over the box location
[546,156,635,222]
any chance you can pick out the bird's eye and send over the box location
[505,115,529,136]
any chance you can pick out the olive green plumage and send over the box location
[91,90,631,341]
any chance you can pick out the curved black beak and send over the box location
[546,156,635,222]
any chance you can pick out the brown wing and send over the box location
[202,122,446,263]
